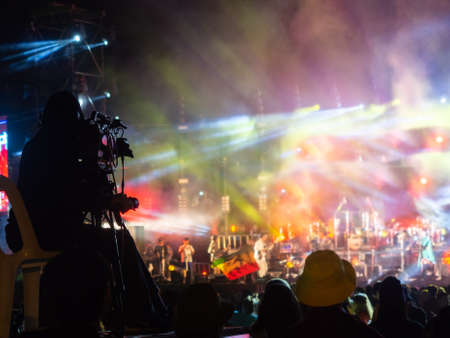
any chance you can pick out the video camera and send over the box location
[77,111,138,214]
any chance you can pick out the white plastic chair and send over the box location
[0,175,59,338]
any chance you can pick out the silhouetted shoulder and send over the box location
[371,318,424,338]
[288,310,382,338]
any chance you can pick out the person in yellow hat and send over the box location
[289,250,382,337]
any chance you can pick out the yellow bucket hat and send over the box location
[296,250,356,307]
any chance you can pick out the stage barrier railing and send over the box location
[217,235,250,251]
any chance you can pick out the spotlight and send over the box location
[73,34,81,42]
[440,96,447,104]
[77,93,94,114]
[199,191,204,196]
[102,38,109,46]
[296,147,302,154]
[280,188,287,194]
[420,177,428,185]
[104,91,111,99]
[435,135,444,144]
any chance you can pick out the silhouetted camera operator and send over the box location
[6,91,167,329]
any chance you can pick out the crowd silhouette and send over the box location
[18,247,450,338]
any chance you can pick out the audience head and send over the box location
[435,287,449,313]
[407,301,427,327]
[175,283,227,338]
[158,238,165,245]
[41,91,83,128]
[40,249,110,327]
[253,278,301,338]
[296,250,356,307]
[379,276,406,312]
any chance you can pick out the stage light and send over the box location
[440,96,447,104]
[276,234,286,242]
[392,98,401,106]
[104,91,111,99]
[168,265,175,272]
[199,191,204,196]
[230,224,237,233]
[201,271,207,276]
[296,147,302,154]
[73,34,81,42]
[102,38,109,46]
[442,251,450,266]
[435,135,444,144]
[280,188,286,194]
[420,177,428,185]
[77,93,94,114]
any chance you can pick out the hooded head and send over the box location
[255,278,301,337]
[41,91,83,127]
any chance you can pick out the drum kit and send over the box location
[333,208,385,251]
[266,204,446,281]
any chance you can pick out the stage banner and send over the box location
[0,118,7,212]
[212,245,259,280]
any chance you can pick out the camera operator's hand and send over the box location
[109,193,139,213]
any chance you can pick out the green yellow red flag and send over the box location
[212,245,259,280]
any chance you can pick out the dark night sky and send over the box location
[1,0,450,149]
[1,1,450,228]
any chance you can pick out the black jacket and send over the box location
[289,306,383,338]
[6,125,108,251]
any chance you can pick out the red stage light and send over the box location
[0,118,8,212]
[201,271,207,276]
[442,251,450,266]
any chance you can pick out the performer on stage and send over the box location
[154,238,172,280]
[254,233,271,278]
[207,235,218,262]
[417,231,438,277]
[178,237,195,284]
[207,235,219,275]
[143,241,155,274]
